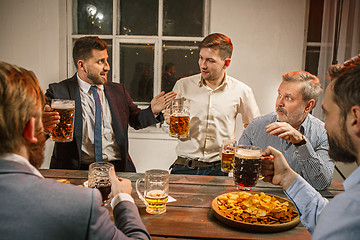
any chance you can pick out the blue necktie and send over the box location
[90,86,102,162]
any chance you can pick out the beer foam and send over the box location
[235,148,261,159]
[51,102,74,109]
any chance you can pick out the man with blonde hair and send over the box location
[0,61,150,239]
[239,71,334,190]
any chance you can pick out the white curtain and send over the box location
[313,0,360,120]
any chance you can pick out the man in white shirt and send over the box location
[261,55,360,239]
[166,33,260,176]
[0,61,150,239]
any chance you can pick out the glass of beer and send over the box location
[136,169,169,214]
[50,99,75,142]
[169,99,190,139]
[88,162,114,205]
[221,139,236,173]
[233,145,263,191]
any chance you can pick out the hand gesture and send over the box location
[265,122,303,143]
[42,104,60,134]
[261,146,298,190]
[109,167,132,196]
[150,91,177,115]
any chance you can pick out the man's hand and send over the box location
[150,91,177,115]
[164,108,170,124]
[42,104,60,134]
[109,167,132,196]
[261,146,298,190]
[265,122,303,144]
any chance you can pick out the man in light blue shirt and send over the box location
[239,71,334,190]
[261,55,360,239]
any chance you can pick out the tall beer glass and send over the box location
[136,169,169,214]
[169,99,190,139]
[221,139,236,173]
[88,162,114,205]
[50,99,75,142]
[233,145,263,191]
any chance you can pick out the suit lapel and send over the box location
[68,75,83,151]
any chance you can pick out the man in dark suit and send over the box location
[43,36,176,172]
[0,61,151,239]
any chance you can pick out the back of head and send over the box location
[72,36,108,68]
[328,54,360,119]
[0,62,45,154]
[198,33,233,59]
[282,71,322,104]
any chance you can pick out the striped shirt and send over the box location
[239,112,334,190]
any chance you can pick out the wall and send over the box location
[0,0,355,180]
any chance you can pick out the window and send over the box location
[304,0,324,75]
[69,0,209,104]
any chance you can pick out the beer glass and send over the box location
[136,169,169,214]
[88,162,114,205]
[233,145,263,191]
[221,139,236,173]
[50,99,75,142]
[169,99,190,139]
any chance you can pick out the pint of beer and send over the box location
[233,145,263,191]
[221,139,236,173]
[169,99,190,139]
[50,99,75,142]
[88,162,114,205]
[136,169,169,214]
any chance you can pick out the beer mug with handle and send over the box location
[169,98,190,139]
[136,169,169,214]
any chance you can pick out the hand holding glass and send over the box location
[49,99,75,142]
[221,139,236,173]
[169,99,190,139]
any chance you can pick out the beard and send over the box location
[327,122,358,163]
[87,71,107,85]
[276,106,305,128]
[28,121,46,168]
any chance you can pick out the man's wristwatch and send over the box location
[294,134,307,147]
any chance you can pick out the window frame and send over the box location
[66,0,210,105]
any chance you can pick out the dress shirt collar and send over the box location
[0,153,44,178]
[198,72,228,91]
[343,165,360,191]
[77,72,104,93]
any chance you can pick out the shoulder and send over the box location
[176,74,201,86]
[48,74,78,88]
[226,75,253,91]
[248,112,276,127]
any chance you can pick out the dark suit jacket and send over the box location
[45,74,163,171]
[0,159,150,240]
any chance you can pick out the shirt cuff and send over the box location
[110,193,135,209]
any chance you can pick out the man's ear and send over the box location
[24,117,38,144]
[305,99,315,113]
[223,58,231,69]
[77,60,86,73]
[349,105,360,136]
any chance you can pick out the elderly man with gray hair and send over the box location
[239,71,334,190]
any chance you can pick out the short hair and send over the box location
[198,33,233,59]
[329,54,360,120]
[165,62,175,72]
[282,71,322,104]
[0,62,45,154]
[72,36,108,68]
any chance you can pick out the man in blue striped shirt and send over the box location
[239,71,334,190]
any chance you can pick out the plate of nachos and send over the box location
[212,191,300,232]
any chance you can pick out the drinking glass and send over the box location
[50,99,75,142]
[221,139,236,173]
[136,169,169,214]
[169,99,190,139]
[88,162,114,205]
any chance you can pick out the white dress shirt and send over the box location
[77,75,121,164]
[173,73,260,163]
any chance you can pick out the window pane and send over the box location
[72,39,113,81]
[163,0,203,36]
[307,0,324,42]
[120,44,154,103]
[305,46,320,75]
[119,0,158,35]
[162,41,200,92]
[73,0,113,35]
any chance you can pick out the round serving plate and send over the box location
[211,191,300,233]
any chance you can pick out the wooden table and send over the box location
[40,169,343,240]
